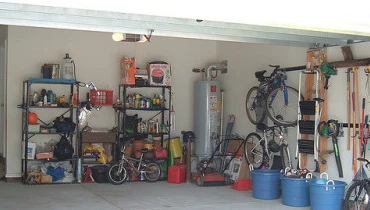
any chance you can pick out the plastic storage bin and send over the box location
[251,169,281,200]
[91,165,109,183]
[90,90,113,106]
[281,175,314,207]
[309,178,346,210]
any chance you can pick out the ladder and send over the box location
[296,69,329,172]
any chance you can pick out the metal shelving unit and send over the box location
[20,78,79,184]
[116,84,172,146]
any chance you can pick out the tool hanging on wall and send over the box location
[318,119,343,177]
[319,63,337,90]
[352,67,358,176]
[360,98,366,157]
[366,115,370,151]
[347,69,352,150]
[365,66,370,103]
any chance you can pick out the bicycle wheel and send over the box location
[107,163,128,185]
[143,162,161,182]
[265,86,302,126]
[244,132,264,170]
[246,87,266,125]
[280,144,292,170]
[344,180,370,210]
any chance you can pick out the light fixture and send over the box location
[112,29,154,42]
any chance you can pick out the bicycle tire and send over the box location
[244,132,264,170]
[344,180,370,210]
[246,86,266,125]
[265,86,302,126]
[143,162,161,182]
[280,144,292,170]
[107,163,128,185]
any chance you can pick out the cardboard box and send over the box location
[120,57,136,85]
[22,141,36,159]
[41,175,53,183]
[147,61,171,86]
[36,152,54,160]
[81,131,116,143]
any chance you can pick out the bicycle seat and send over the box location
[257,123,268,131]
[255,70,267,81]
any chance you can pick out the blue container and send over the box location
[281,175,314,207]
[251,169,281,200]
[309,179,347,210]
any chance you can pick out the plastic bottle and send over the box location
[47,90,53,103]
[77,158,82,183]
[62,53,74,80]
[43,95,47,105]
[146,98,152,109]
[135,94,140,108]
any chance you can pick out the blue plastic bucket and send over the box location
[309,179,347,210]
[251,169,281,200]
[281,175,314,207]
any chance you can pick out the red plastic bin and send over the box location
[168,165,186,184]
[89,90,113,106]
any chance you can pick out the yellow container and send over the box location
[144,141,154,150]
[170,137,182,158]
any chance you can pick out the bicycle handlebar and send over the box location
[268,64,306,77]
[357,157,370,164]
[357,157,370,169]
[257,123,282,132]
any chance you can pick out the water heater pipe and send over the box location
[219,89,224,153]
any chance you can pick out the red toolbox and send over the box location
[168,165,186,184]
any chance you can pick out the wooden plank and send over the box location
[341,46,354,61]
[319,73,328,173]
[283,57,370,73]
[331,58,370,68]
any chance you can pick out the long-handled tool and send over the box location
[361,98,366,157]
[347,69,352,150]
[352,68,358,176]
[363,115,369,157]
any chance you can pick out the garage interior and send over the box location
[1,1,370,209]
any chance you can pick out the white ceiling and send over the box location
[1,0,370,47]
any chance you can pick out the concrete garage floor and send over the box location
[0,180,310,210]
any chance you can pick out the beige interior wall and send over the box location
[6,26,217,177]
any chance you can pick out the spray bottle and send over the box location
[62,53,74,80]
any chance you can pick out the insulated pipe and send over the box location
[206,65,217,81]
[219,89,224,154]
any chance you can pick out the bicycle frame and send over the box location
[116,146,147,175]
[247,125,290,170]
[267,79,289,108]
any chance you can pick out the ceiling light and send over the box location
[112,29,154,42]
[112,32,124,41]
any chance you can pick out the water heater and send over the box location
[193,81,222,157]
[192,61,227,158]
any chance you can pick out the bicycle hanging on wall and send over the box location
[246,65,304,126]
